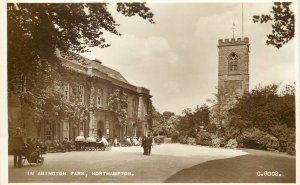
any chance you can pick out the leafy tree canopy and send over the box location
[229,83,295,131]
[108,89,129,126]
[178,104,210,137]
[253,2,294,48]
[8,3,154,86]
[8,3,154,126]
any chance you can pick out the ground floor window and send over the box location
[134,125,137,137]
[79,122,84,136]
[144,123,148,136]
[106,121,110,136]
[63,121,69,139]
[45,123,51,141]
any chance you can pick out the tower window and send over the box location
[228,53,238,72]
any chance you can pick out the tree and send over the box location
[108,89,129,127]
[8,3,154,132]
[178,105,210,137]
[162,111,175,119]
[8,3,154,91]
[229,83,295,131]
[228,83,295,153]
[207,86,240,127]
[253,2,294,49]
[151,108,165,136]
[150,108,179,137]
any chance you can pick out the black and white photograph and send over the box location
[1,0,298,184]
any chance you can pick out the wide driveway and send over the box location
[9,144,247,183]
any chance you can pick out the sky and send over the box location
[81,3,296,115]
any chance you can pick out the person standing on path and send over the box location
[146,134,153,156]
[11,127,25,168]
[141,136,147,155]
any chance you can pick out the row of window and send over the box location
[64,84,104,106]
[63,84,139,111]
[45,121,110,140]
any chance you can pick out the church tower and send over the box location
[217,37,250,106]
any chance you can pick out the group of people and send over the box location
[113,136,142,147]
[11,127,47,168]
[141,135,153,156]
[11,126,155,168]
[11,127,73,168]
[47,137,74,152]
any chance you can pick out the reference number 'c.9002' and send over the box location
[257,171,282,177]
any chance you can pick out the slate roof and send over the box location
[58,50,129,84]
[56,49,150,96]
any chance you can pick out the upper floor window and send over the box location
[228,53,238,72]
[79,85,85,104]
[133,99,137,114]
[64,83,69,100]
[97,88,103,106]
[18,72,26,93]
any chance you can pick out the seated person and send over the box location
[100,137,109,146]
[132,137,139,145]
[126,137,132,146]
[130,137,134,144]
[62,137,71,152]
[26,138,35,150]
[36,138,47,153]
[53,137,65,152]
[113,137,119,147]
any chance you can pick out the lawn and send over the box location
[165,148,296,183]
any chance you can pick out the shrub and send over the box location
[178,135,188,144]
[206,124,218,133]
[154,135,166,144]
[211,138,221,147]
[186,137,196,145]
[196,130,212,146]
[225,139,238,149]
[241,127,280,151]
[171,132,179,143]
[164,137,172,143]
[286,129,296,155]
[268,125,295,154]
[211,136,226,148]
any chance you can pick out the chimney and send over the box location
[93,59,102,64]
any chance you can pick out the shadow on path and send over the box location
[165,151,295,183]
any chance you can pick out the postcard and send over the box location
[1,0,298,184]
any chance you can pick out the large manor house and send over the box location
[8,51,152,142]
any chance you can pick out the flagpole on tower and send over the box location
[242,3,244,39]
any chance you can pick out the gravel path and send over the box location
[9,144,247,183]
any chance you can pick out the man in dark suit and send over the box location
[12,127,25,168]
[146,134,153,156]
[141,136,147,155]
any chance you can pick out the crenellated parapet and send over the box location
[218,37,249,46]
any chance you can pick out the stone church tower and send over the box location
[217,37,250,107]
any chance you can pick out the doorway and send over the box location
[97,120,104,138]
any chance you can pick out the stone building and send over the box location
[217,37,250,107]
[8,51,152,142]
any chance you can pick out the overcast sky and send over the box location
[81,3,295,115]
